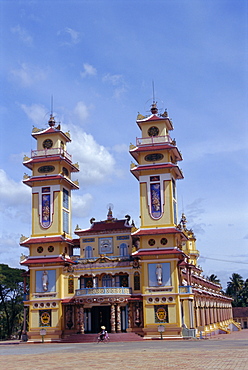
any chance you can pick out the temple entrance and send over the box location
[91,306,111,333]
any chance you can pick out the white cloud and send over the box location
[0,234,27,269]
[102,73,123,86]
[80,63,97,78]
[72,193,93,219]
[112,143,129,153]
[20,103,48,125]
[74,101,90,122]
[57,27,80,45]
[67,124,115,185]
[102,73,128,98]
[0,169,30,206]
[0,169,30,227]
[10,63,47,87]
[183,137,247,162]
[11,25,33,46]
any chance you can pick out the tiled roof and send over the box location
[132,227,187,239]
[233,307,248,318]
[23,174,79,189]
[136,114,173,130]
[32,127,71,142]
[20,256,75,265]
[23,156,79,172]
[75,219,132,235]
[20,236,74,246]
[132,248,185,257]
[131,163,183,180]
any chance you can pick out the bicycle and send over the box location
[96,334,110,343]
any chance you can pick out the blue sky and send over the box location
[0,0,247,289]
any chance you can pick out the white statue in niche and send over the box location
[156,264,163,285]
[42,270,49,291]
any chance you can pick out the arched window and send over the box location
[85,245,93,258]
[102,274,112,287]
[120,243,128,257]
[134,272,140,291]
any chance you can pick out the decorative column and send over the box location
[112,276,115,287]
[116,303,121,333]
[127,304,132,330]
[76,304,84,334]
[188,299,194,328]
[93,275,97,288]
[110,304,116,333]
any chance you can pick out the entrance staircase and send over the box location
[62,332,143,343]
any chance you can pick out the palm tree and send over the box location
[226,273,244,306]
[207,274,220,284]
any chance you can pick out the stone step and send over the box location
[62,332,143,343]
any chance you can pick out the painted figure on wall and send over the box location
[150,183,162,218]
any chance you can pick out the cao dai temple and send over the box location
[20,102,238,342]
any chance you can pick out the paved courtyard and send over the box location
[0,330,248,369]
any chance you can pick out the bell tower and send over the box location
[130,101,189,338]
[23,114,79,239]
[20,114,79,341]
[130,102,184,241]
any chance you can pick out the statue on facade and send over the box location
[42,270,49,291]
[156,264,163,285]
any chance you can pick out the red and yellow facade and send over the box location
[20,104,235,342]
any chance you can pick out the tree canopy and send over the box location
[0,264,27,340]
[226,273,248,307]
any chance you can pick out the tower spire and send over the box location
[151,81,158,114]
[48,95,55,127]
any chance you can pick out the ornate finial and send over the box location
[150,102,158,114]
[23,155,30,162]
[75,224,80,230]
[161,110,168,118]
[107,203,114,220]
[90,218,95,224]
[181,213,187,230]
[125,214,131,224]
[73,162,79,169]
[20,234,28,243]
[137,112,145,120]
[48,114,55,127]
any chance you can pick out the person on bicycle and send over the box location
[99,326,107,341]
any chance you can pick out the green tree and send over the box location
[226,273,244,307]
[238,278,248,307]
[207,274,220,284]
[0,264,27,339]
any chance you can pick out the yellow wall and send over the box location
[140,180,174,228]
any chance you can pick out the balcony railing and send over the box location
[31,148,72,161]
[75,287,131,296]
[136,135,172,147]
[179,286,193,294]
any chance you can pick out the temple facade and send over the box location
[20,103,237,342]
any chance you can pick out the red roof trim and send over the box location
[20,256,75,265]
[32,127,71,142]
[20,236,74,246]
[23,156,79,172]
[132,248,185,257]
[136,115,173,130]
[132,227,187,238]
[75,219,132,235]
[23,174,79,189]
